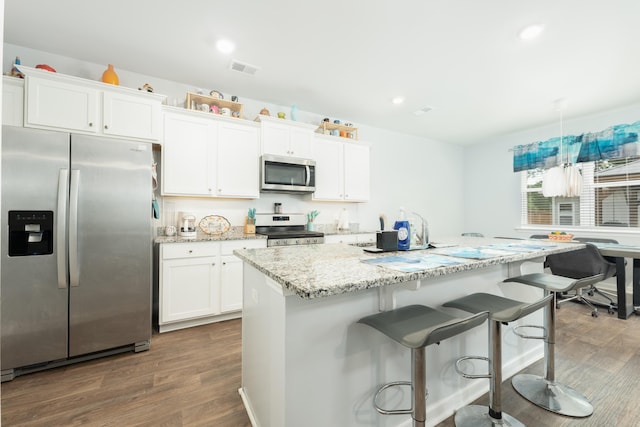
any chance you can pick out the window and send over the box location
[521,157,640,228]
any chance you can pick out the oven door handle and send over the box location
[305,165,311,186]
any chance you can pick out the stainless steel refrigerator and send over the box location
[1,126,152,381]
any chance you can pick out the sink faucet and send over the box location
[411,212,429,249]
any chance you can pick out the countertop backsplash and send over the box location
[155,223,373,241]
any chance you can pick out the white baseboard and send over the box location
[239,387,258,427]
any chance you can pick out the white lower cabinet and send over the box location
[159,239,266,332]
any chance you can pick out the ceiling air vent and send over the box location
[413,106,433,116]
[229,59,260,76]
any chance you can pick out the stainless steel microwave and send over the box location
[260,154,316,193]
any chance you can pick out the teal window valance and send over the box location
[513,120,640,172]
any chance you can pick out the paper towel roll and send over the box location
[338,208,350,230]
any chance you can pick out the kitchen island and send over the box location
[234,237,584,427]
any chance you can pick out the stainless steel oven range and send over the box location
[255,213,324,247]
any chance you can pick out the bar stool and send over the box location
[442,292,554,427]
[357,304,488,427]
[504,272,601,417]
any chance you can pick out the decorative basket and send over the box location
[547,233,574,241]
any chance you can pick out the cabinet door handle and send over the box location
[104,125,109,130]
[212,263,216,266]
[188,250,193,254]
[223,262,226,265]
[88,122,93,127]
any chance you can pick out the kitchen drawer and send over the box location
[220,239,266,255]
[324,234,359,244]
[161,242,219,259]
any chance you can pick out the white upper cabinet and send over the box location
[20,66,163,141]
[216,121,260,198]
[25,75,99,133]
[312,135,370,202]
[343,142,370,201]
[162,112,217,196]
[2,76,24,127]
[102,91,161,140]
[162,109,260,198]
[312,137,344,200]
[258,114,315,159]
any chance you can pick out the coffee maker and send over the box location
[178,212,197,238]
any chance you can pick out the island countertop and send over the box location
[234,236,584,299]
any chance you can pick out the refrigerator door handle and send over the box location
[69,169,80,287]
[57,169,69,289]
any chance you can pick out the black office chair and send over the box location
[573,237,620,312]
[544,243,617,316]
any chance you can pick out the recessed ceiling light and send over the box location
[519,24,545,40]
[392,96,405,105]
[216,39,236,54]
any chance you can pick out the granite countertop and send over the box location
[155,225,375,244]
[155,226,267,244]
[233,236,586,299]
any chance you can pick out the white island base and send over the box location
[239,260,546,427]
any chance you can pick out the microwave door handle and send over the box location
[57,169,69,289]
[305,165,310,186]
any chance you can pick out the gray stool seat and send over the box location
[503,273,596,418]
[443,292,554,427]
[358,304,488,348]
[444,292,551,323]
[504,272,604,293]
[358,305,488,427]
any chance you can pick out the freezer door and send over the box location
[1,126,70,370]
[68,135,152,356]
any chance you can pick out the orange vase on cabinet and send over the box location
[101,64,119,85]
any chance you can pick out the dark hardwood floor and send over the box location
[1,319,251,427]
[2,302,639,426]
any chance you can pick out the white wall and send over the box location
[463,101,640,244]
[3,43,466,238]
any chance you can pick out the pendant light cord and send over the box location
[560,108,564,166]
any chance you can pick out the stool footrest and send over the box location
[374,381,426,415]
[513,324,547,340]
[455,356,491,379]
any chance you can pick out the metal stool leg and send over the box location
[372,347,428,425]
[511,291,594,417]
[455,320,524,427]
[412,347,426,427]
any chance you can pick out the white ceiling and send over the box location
[5,1,640,145]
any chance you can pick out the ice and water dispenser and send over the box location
[8,210,54,256]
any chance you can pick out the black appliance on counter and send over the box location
[255,213,324,247]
